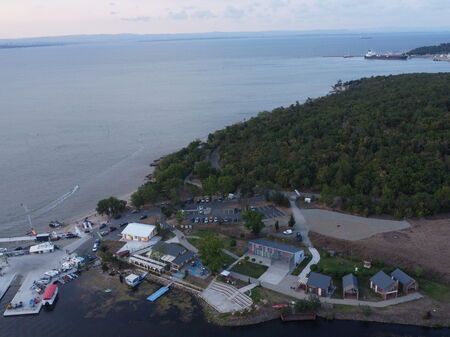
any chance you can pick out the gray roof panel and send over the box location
[391,268,414,285]
[307,272,332,289]
[342,273,358,289]
[370,270,396,291]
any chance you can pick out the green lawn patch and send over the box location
[419,279,450,302]
[220,253,237,268]
[231,261,268,278]
[291,255,312,276]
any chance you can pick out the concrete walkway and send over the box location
[0,273,16,300]
[297,247,320,284]
[222,248,240,260]
[171,229,199,253]
[238,283,257,294]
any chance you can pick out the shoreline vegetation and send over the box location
[89,73,450,329]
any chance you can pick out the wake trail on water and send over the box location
[28,185,79,218]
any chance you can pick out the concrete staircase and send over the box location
[208,280,253,309]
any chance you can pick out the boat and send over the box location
[272,304,289,309]
[42,284,58,306]
[364,50,408,60]
[280,313,317,321]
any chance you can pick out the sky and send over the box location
[1,0,450,39]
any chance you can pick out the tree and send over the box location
[274,220,279,232]
[175,210,185,225]
[243,210,264,235]
[198,234,225,272]
[195,160,212,180]
[203,175,218,196]
[96,197,127,217]
[288,214,295,228]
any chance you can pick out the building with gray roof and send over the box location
[306,272,334,297]
[391,268,418,294]
[370,270,398,299]
[248,239,304,270]
[342,273,359,299]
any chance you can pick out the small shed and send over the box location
[391,268,418,294]
[342,273,359,299]
[29,242,55,254]
[306,272,334,297]
[370,270,398,299]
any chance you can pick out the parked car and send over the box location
[109,226,117,232]
[130,209,139,214]
[0,248,7,253]
[204,218,209,223]
[194,217,200,223]
[283,229,293,235]
[92,243,99,252]
[100,230,109,236]
[139,215,148,220]
[99,223,107,229]
[120,222,128,227]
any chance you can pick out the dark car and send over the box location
[65,233,78,239]
[139,215,148,220]
[109,226,117,232]
[120,222,128,227]
[99,223,107,229]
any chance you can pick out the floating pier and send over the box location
[146,284,171,302]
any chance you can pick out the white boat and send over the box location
[125,272,148,287]
[42,284,58,306]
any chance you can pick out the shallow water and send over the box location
[1,32,450,236]
[1,271,449,337]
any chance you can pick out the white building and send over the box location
[121,223,157,242]
[29,242,55,254]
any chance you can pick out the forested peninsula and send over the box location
[408,43,450,55]
[132,73,450,218]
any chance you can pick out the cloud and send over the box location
[191,10,216,19]
[168,10,188,20]
[121,16,151,22]
[223,6,245,19]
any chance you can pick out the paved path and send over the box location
[210,148,221,170]
[171,229,199,253]
[238,283,257,294]
[288,194,312,247]
[184,173,203,189]
[0,273,16,300]
[297,248,320,284]
[222,248,240,260]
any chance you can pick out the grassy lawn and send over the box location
[419,279,450,302]
[220,253,237,268]
[231,261,268,278]
[291,255,312,276]
[249,286,295,305]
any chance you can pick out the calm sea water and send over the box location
[1,32,450,236]
[0,272,448,337]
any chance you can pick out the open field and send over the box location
[310,216,450,283]
[302,208,410,240]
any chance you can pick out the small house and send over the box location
[342,273,359,299]
[306,272,334,297]
[370,270,398,299]
[391,268,418,294]
[121,223,157,242]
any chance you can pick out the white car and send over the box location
[283,229,293,235]
[0,248,7,253]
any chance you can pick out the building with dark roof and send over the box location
[391,268,418,294]
[370,270,398,299]
[306,272,334,297]
[342,273,359,299]
[248,239,304,270]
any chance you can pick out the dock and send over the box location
[0,273,16,301]
[146,283,172,302]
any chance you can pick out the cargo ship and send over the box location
[364,50,408,60]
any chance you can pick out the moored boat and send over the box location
[42,284,58,306]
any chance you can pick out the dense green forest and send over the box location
[132,73,450,218]
[408,43,450,55]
